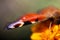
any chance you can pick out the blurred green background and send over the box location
[0,0,60,40]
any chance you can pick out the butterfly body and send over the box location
[8,6,60,29]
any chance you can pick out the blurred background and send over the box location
[0,0,60,40]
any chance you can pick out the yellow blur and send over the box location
[31,25,60,40]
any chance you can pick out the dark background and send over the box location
[0,0,60,40]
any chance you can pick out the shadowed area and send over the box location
[0,0,60,40]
